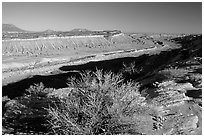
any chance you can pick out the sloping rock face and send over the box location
[110,33,136,44]
[2,35,111,56]
[139,35,202,135]
[149,80,201,135]
[2,32,149,57]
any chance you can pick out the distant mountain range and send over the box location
[70,28,90,32]
[2,24,91,33]
[42,29,56,34]
[2,24,29,33]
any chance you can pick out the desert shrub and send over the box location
[121,61,142,75]
[47,70,150,135]
[158,68,189,80]
[67,69,124,92]
[25,82,52,97]
[2,96,11,115]
[2,96,10,102]
[2,83,59,134]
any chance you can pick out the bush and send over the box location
[47,70,148,135]
[2,83,58,134]
[121,62,142,75]
[158,68,189,80]
[25,82,52,97]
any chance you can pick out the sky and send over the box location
[2,2,202,33]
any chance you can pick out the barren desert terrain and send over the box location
[2,25,202,135]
